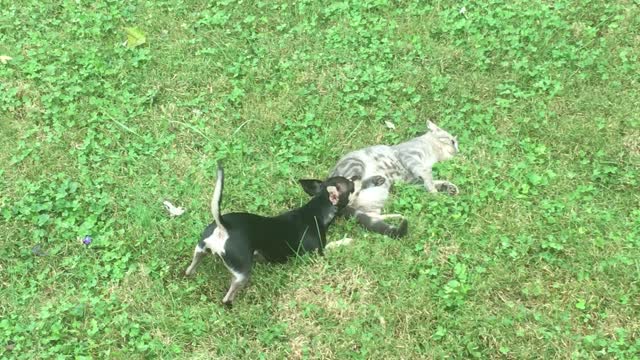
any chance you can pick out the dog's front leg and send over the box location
[379,214,405,220]
[325,238,354,250]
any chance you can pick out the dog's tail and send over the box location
[354,211,408,238]
[211,162,229,234]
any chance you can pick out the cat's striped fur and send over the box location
[328,121,459,237]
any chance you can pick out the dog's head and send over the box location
[298,175,385,208]
[298,175,362,209]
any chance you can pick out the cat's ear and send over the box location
[427,120,439,132]
[299,179,323,196]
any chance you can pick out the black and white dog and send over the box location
[185,163,384,305]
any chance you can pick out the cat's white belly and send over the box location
[352,186,389,213]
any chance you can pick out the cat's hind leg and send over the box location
[354,211,408,238]
[350,180,408,237]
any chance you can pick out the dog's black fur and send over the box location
[185,163,383,305]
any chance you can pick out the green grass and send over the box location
[1,0,639,358]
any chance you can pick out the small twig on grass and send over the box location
[169,120,211,141]
[232,119,252,136]
[105,114,143,139]
[342,119,364,145]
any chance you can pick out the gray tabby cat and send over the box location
[321,121,459,238]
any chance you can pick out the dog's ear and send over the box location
[298,179,323,196]
[349,175,362,182]
[326,186,339,205]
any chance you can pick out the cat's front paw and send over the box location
[371,175,386,186]
[435,181,459,195]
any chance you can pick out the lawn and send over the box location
[1,0,639,358]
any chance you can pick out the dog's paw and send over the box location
[325,237,354,250]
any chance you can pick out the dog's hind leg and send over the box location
[222,271,249,305]
[185,241,207,275]
[220,244,253,305]
[253,250,267,263]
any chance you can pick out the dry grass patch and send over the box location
[623,130,640,156]
[274,260,375,359]
[423,238,461,265]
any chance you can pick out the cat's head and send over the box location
[426,120,459,160]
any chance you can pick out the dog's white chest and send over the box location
[203,227,228,256]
